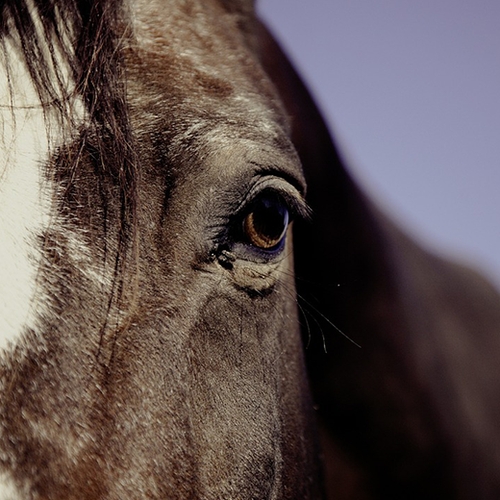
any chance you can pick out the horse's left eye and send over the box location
[243,194,289,251]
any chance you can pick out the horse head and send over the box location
[1,1,499,499]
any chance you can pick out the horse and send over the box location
[1,1,499,498]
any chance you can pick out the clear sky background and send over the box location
[258,1,500,289]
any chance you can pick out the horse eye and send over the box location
[243,194,289,250]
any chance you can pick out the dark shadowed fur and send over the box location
[256,23,500,499]
[1,1,500,499]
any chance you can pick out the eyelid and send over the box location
[238,176,312,223]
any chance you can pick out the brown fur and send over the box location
[1,1,499,499]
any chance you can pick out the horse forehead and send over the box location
[131,0,250,57]
[128,0,285,130]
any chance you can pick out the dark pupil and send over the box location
[245,195,289,249]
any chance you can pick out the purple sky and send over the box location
[258,1,500,288]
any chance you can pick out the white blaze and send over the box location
[0,472,23,500]
[0,6,85,499]
[0,50,54,353]
[0,29,82,353]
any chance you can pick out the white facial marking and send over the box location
[0,49,53,353]
[0,472,23,500]
[0,25,82,354]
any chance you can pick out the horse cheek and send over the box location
[184,257,321,498]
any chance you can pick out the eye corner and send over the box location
[216,247,236,270]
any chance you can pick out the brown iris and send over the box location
[243,194,289,250]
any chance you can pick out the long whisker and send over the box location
[273,267,362,350]
[296,291,362,349]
